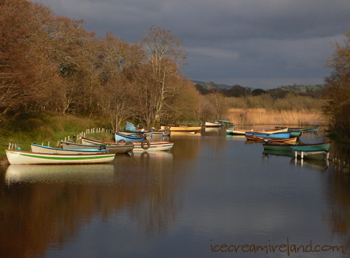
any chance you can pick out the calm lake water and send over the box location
[1,127,350,258]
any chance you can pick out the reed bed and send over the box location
[227,108,326,125]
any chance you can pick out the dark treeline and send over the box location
[0,0,225,131]
[195,83,325,99]
[323,28,350,140]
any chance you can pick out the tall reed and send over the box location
[227,108,325,125]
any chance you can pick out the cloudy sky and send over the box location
[34,0,350,89]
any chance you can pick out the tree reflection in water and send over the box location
[0,149,188,258]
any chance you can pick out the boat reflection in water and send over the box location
[5,164,115,185]
[263,149,329,171]
[291,158,329,171]
[263,149,294,157]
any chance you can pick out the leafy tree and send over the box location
[0,0,61,117]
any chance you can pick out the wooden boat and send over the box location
[216,120,234,127]
[290,142,331,160]
[205,121,222,127]
[245,132,291,139]
[133,141,174,152]
[264,137,298,144]
[169,126,202,134]
[275,125,319,133]
[245,134,295,143]
[5,149,116,165]
[81,137,169,151]
[115,132,147,142]
[61,141,134,154]
[226,127,288,135]
[263,141,331,152]
[121,131,152,136]
[30,143,108,155]
[150,129,170,136]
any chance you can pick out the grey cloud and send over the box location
[35,0,350,88]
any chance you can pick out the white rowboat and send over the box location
[5,149,115,165]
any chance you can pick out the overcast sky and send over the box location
[34,0,350,89]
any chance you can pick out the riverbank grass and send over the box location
[227,108,325,125]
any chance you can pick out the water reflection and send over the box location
[0,150,183,258]
[2,129,350,257]
[325,164,350,254]
[291,158,329,171]
[5,164,115,185]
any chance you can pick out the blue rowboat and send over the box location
[115,132,146,142]
[245,132,291,139]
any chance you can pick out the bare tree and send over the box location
[97,32,143,131]
[138,26,187,127]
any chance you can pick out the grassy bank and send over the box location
[227,108,326,125]
[0,112,114,164]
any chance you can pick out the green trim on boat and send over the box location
[14,152,115,160]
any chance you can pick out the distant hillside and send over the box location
[192,81,233,90]
[277,84,326,93]
[192,80,326,98]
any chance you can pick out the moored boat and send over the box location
[31,143,108,155]
[263,141,331,153]
[133,141,174,152]
[205,121,222,127]
[290,142,331,160]
[275,125,319,133]
[264,137,298,145]
[169,126,202,134]
[245,134,295,143]
[115,132,147,142]
[216,120,234,127]
[61,141,134,154]
[227,127,288,135]
[5,149,116,165]
[81,137,167,151]
[120,131,152,136]
[245,132,291,139]
[151,129,170,136]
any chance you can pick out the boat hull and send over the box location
[61,141,134,154]
[205,122,222,127]
[275,126,319,132]
[246,132,291,139]
[169,126,202,133]
[115,132,146,142]
[133,141,174,152]
[227,127,288,135]
[5,150,115,165]
[31,143,108,155]
[263,142,331,152]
